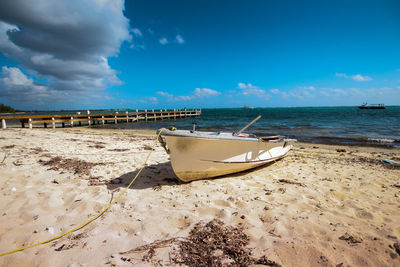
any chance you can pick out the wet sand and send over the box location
[0,128,399,266]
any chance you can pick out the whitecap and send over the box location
[367,138,395,143]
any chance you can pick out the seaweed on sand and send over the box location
[119,219,281,267]
[38,156,105,176]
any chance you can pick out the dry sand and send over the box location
[0,127,399,266]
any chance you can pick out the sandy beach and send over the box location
[0,127,399,266]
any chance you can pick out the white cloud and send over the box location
[193,88,220,97]
[0,0,131,106]
[351,74,372,82]
[157,91,192,101]
[130,44,145,50]
[269,86,317,99]
[175,34,185,44]
[269,88,280,94]
[159,38,168,45]
[138,96,158,104]
[157,88,220,102]
[268,85,400,105]
[336,72,372,82]
[237,83,271,99]
[131,28,142,37]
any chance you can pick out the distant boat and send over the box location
[242,106,253,109]
[358,103,386,109]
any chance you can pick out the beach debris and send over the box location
[264,190,273,196]
[88,144,105,149]
[55,243,77,251]
[108,148,130,152]
[336,149,346,153]
[2,144,15,149]
[11,187,16,192]
[339,232,363,244]
[174,219,280,266]
[277,187,286,194]
[394,242,400,255]
[345,156,400,169]
[142,144,153,150]
[30,147,45,153]
[12,159,23,166]
[153,185,162,191]
[278,179,305,187]
[0,152,7,164]
[39,156,106,176]
[119,219,281,266]
[88,176,107,186]
[390,252,398,259]
[382,158,400,165]
[68,233,87,240]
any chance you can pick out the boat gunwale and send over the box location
[159,129,284,143]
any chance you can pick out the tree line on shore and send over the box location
[0,104,17,113]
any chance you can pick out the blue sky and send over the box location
[0,0,399,110]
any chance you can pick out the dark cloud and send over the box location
[0,0,131,107]
[0,66,114,110]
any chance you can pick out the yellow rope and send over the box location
[259,138,281,167]
[0,129,164,257]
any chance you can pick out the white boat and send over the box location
[157,129,292,182]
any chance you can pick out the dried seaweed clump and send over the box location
[173,219,280,267]
[118,219,280,266]
[39,156,104,176]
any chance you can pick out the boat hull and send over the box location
[358,106,386,109]
[162,133,291,182]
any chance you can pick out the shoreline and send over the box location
[90,126,400,150]
[0,127,399,266]
[90,125,400,149]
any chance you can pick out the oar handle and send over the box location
[234,115,262,136]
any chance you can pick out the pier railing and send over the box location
[0,109,201,129]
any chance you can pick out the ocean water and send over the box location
[98,106,400,148]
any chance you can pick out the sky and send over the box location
[0,0,400,110]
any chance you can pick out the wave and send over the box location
[367,138,395,143]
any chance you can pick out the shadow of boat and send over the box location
[106,158,281,191]
[106,162,183,190]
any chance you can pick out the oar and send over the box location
[234,115,262,136]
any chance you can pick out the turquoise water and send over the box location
[3,106,399,147]
[99,106,400,148]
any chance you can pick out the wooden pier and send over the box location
[0,109,201,129]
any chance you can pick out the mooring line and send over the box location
[0,130,164,257]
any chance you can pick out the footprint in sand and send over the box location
[213,199,231,207]
[355,209,374,220]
